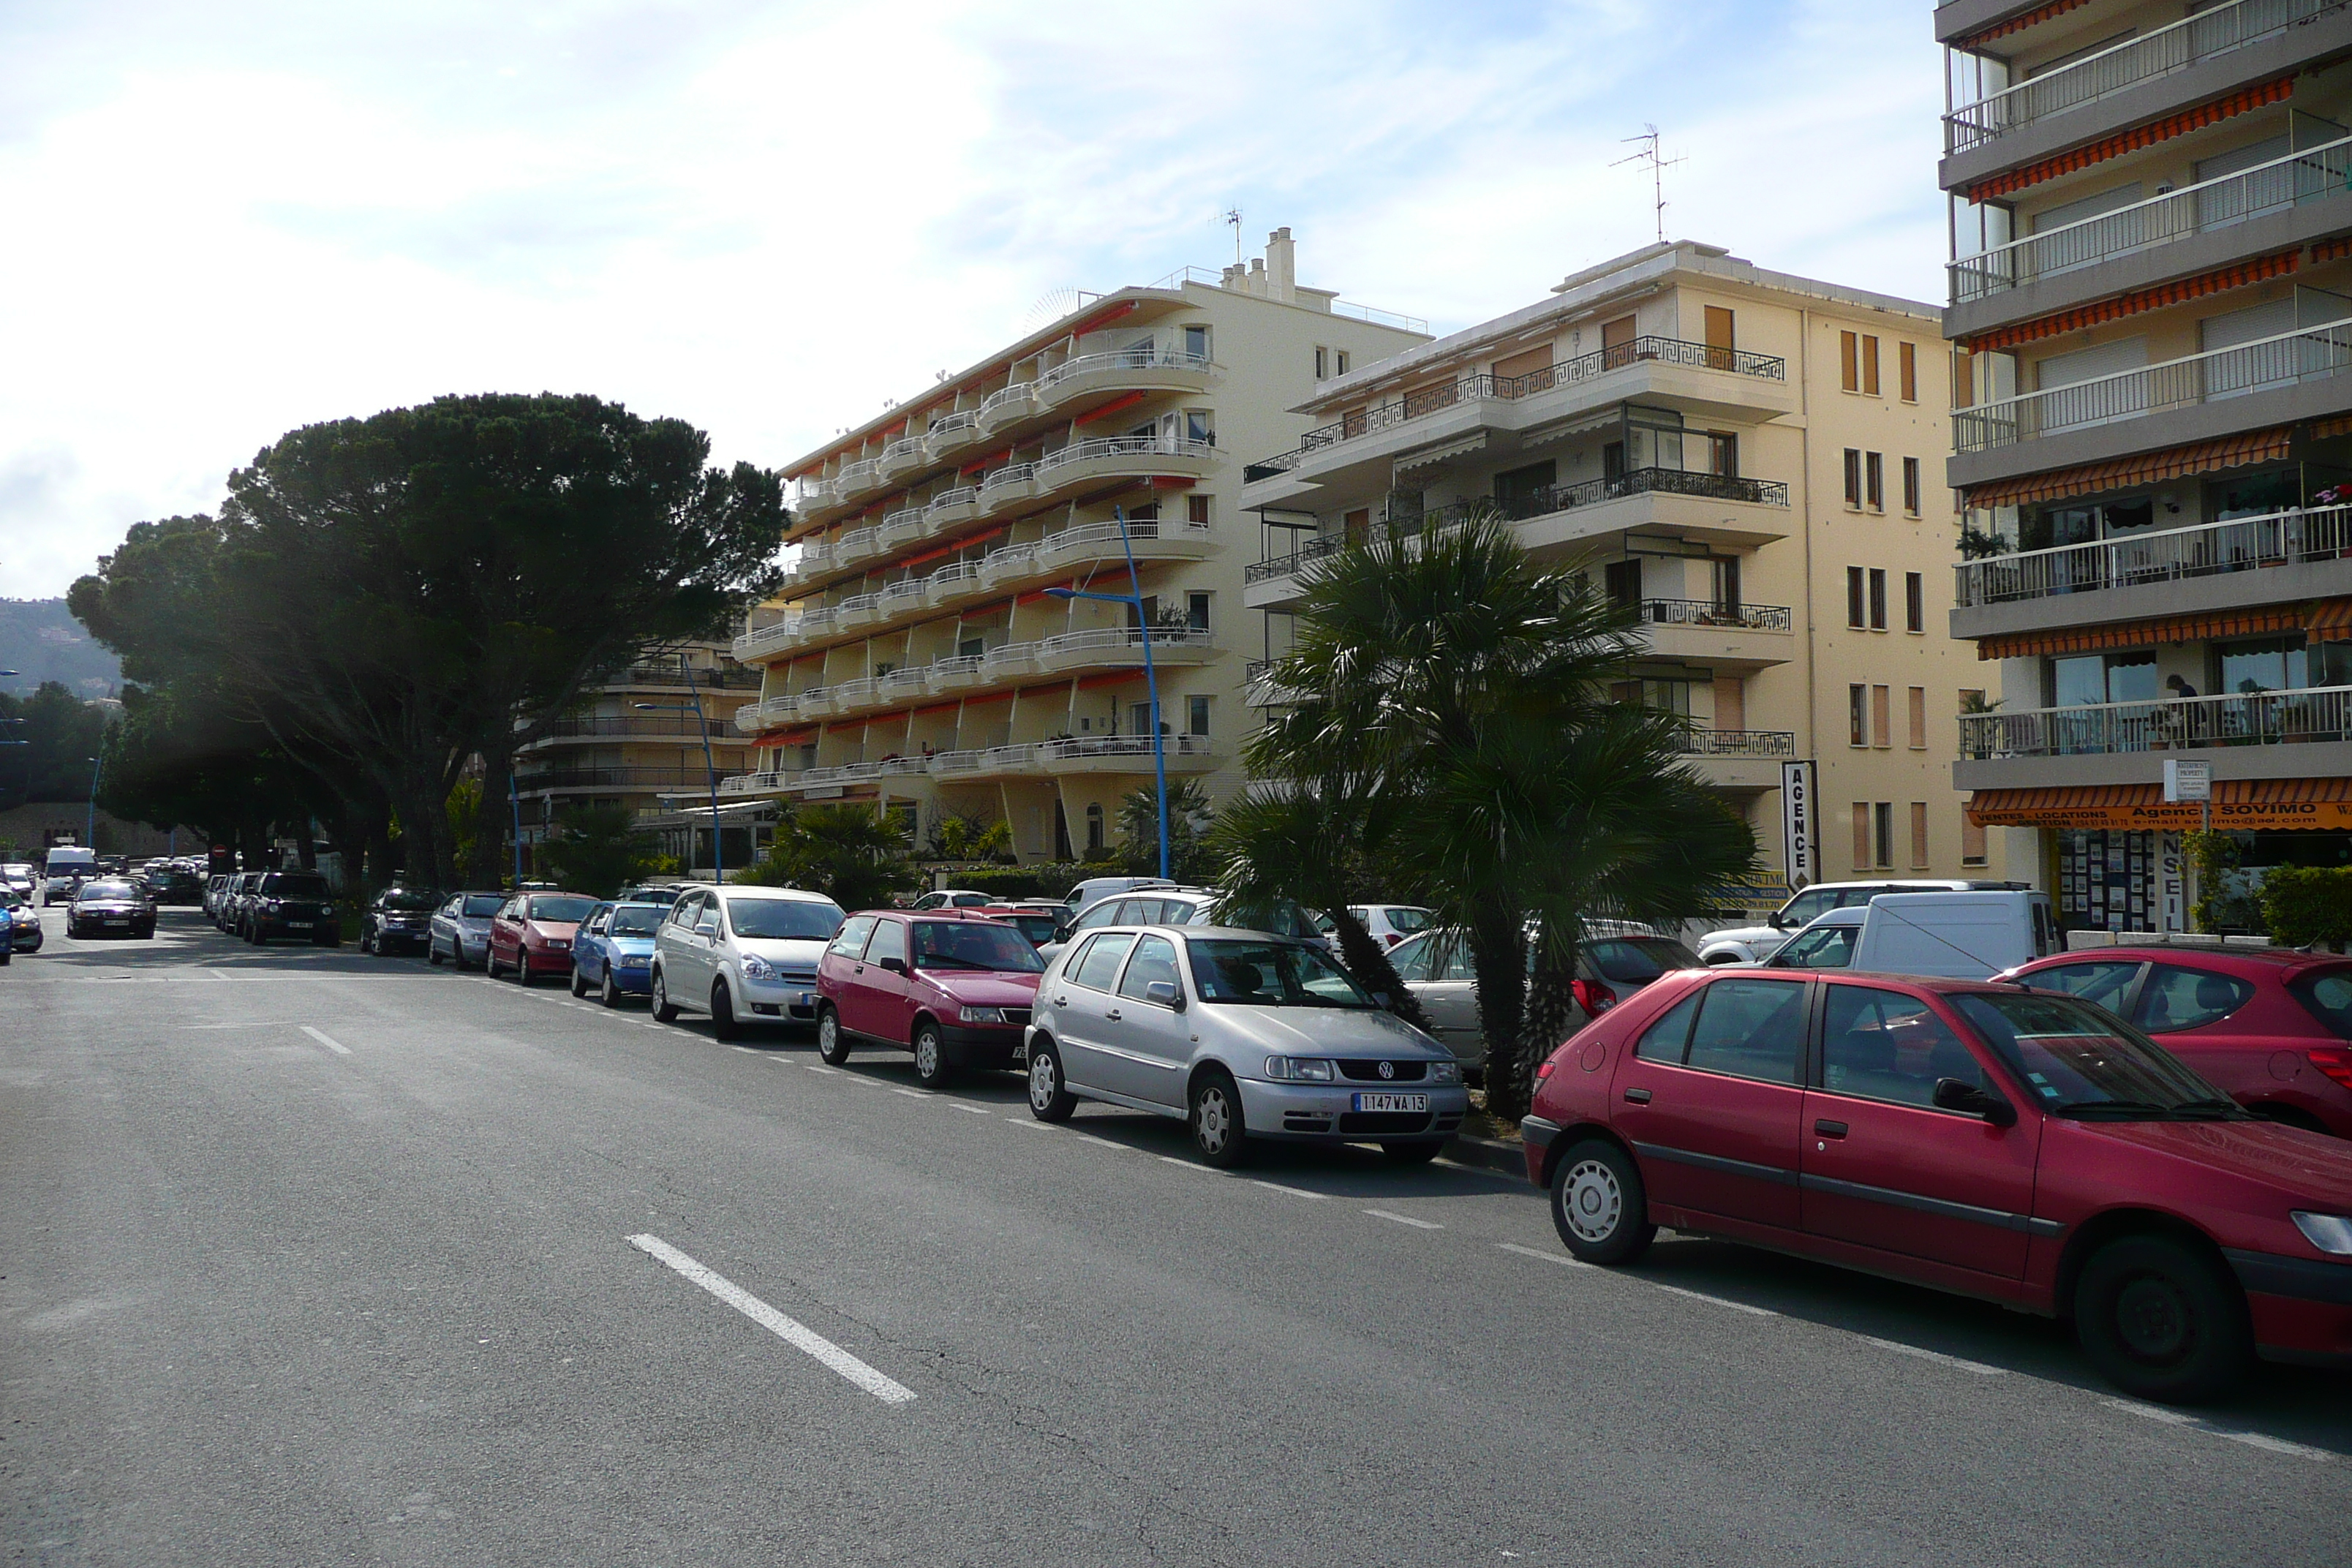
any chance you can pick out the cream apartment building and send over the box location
[723,232,1428,862]
[1938,0,2352,932]
[1238,241,1999,903]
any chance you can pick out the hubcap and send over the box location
[1196,1087,1232,1152]
[653,976,666,1011]
[821,1014,837,1049]
[1029,1052,1057,1109]
[916,1031,939,1078]
[1561,1159,1624,1243]
[2116,1275,2193,1363]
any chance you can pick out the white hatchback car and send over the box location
[650,885,846,1039]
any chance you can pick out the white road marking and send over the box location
[1646,1281,1778,1317]
[891,1087,927,1098]
[1157,1153,1209,1167]
[2103,1400,2333,1460]
[1250,1179,1329,1200]
[1856,1335,2005,1376]
[2103,1398,2197,1427]
[1363,1208,1442,1229]
[952,1104,990,1115]
[625,1235,914,1406]
[2219,1431,2333,1460]
[734,1047,760,1056]
[803,1064,837,1075]
[1498,1242,1594,1270]
[1009,1117,1053,1130]
[299,1026,352,1056]
[1077,1133,1132,1150]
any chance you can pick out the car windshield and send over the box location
[524,896,597,924]
[459,894,505,918]
[911,920,1045,973]
[260,874,331,897]
[78,881,139,900]
[1588,937,1701,983]
[381,890,440,911]
[1769,924,1857,969]
[606,906,664,937]
[726,898,844,941]
[2288,968,2352,1039]
[1948,992,2243,1119]
[1186,938,1376,1008]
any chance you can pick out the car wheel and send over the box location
[816,1005,851,1064]
[1550,1139,1656,1264]
[486,950,503,979]
[1189,1068,1248,1169]
[428,940,444,967]
[710,981,740,1041]
[600,969,623,1009]
[1027,1036,1076,1121]
[248,924,265,946]
[2076,1234,2253,1404]
[570,964,589,998]
[912,1019,950,1088]
[650,968,679,1023]
[1382,1139,1447,1165]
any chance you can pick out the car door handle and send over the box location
[1055,995,1068,1006]
[1105,1009,1123,1021]
[1813,1119,1849,1139]
[1623,1088,1651,1104]
[853,963,865,973]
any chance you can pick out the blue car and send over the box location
[570,901,665,1005]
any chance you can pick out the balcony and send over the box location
[924,560,987,608]
[930,743,1039,781]
[796,606,840,641]
[833,459,883,505]
[515,765,747,794]
[878,507,926,551]
[1033,625,1216,676]
[924,411,981,464]
[532,715,721,742]
[1033,434,1220,503]
[1950,134,2352,307]
[791,478,832,517]
[734,694,799,734]
[1040,733,1220,775]
[785,541,832,584]
[1953,320,2352,469]
[1671,729,1798,793]
[1030,514,1217,575]
[609,664,761,692]
[977,382,1037,436]
[831,676,876,713]
[720,770,794,796]
[981,543,1039,590]
[731,616,803,663]
[1634,599,1797,673]
[879,434,927,485]
[925,655,985,695]
[836,592,882,631]
[979,461,1040,516]
[878,666,930,704]
[1944,0,2343,156]
[796,685,838,719]
[1035,346,1218,411]
[880,578,927,617]
[1957,685,2352,791]
[925,486,981,534]
[835,527,879,568]
[981,641,1041,680]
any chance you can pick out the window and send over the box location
[1184,324,1210,361]
[826,913,877,957]
[1903,456,1923,515]
[1070,932,1137,992]
[1874,802,1895,869]
[1961,812,1989,867]
[1634,991,1702,1063]
[1865,452,1885,510]
[1907,686,1927,749]
[1846,566,1866,627]
[1862,335,1882,396]
[1905,572,1924,633]
[1872,685,1891,748]
[1315,346,1329,379]
[1188,494,1210,526]
[1843,448,1863,506]
[1186,695,1211,736]
[1705,431,1738,477]
[1684,978,1807,1082]
[1820,986,1983,1109]
[1116,934,1183,1003]
[1335,350,1350,374]
[1899,341,1918,403]
[1185,410,1214,445]
[1085,802,1104,854]
[2030,960,2142,1009]
[1841,331,1860,392]
[1953,344,1974,409]
[1186,591,1210,632]
[1910,802,1930,869]
[1869,568,1888,630]
[1848,685,1869,747]
[865,918,907,966]
[2136,965,2255,1033]
[1607,558,1645,609]
[1851,803,1871,869]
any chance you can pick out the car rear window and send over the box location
[607,906,663,937]
[2134,964,2255,1033]
[2289,968,2352,1039]
[79,881,139,900]
[1587,938,1700,984]
[380,889,440,911]
[461,894,505,918]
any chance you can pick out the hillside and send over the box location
[0,598,120,699]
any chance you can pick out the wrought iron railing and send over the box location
[1673,730,1797,758]
[537,716,716,740]
[1944,0,2348,154]
[1955,503,2352,607]
[1245,659,1275,684]
[1950,135,2352,304]
[1955,320,2352,452]
[614,665,760,690]
[1962,685,2352,759]
[1406,468,1792,524]
[1245,532,1352,584]
[1637,599,1794,631]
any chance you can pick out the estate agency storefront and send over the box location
[1968,781,2352,932]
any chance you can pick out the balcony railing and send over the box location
[534,715,720,740]
[1033,513,1214,562]
[1036,345,1215,390]
[1243,336,1787,480]
[1955,503,2352,607]
[731,617,803,660]
[1041,734,1216,762]
[927,485,980,516]
[1037,625,1213,658]
[1673,730,1797,758]
[1950,134,2352,304]
[613,665,761,690]
[1245,532,1352,585]
[516,766,748,791]
[981,460,1038,494]
[1244,658,1276,684]
[1945,0,2348,154]
[881,434,924,467]
[833,459,879,496]
[1954,319,2352,453]
[1408,468,1793,524]
[1036,434,1218,479]
[1961,685,2352,759]
[927,411,978,442]
[1637,599,1794,632]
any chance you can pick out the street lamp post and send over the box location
[86,754,101,852]
[636,655,725,882]
[1044,506,1169,880]
[508,772,524,889]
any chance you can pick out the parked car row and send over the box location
[201,870,342,946]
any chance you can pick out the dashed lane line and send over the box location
[627,1235,914,1406]
[1250,1179,1330,1200]
[1648,1281,1779,1318]
[1858,1334,2005,1376]
[952,1104,990,1115]
[299,1026,353,1057]
[1498,1242,1594,1270]
[1365,1208,1443,1229]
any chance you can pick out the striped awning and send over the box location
[1964,78,2296,202]
[1978,601,2323,660]
[1954,0,2090,50]
[1963,252,2302,354]
[1970,777,2352,831]
[2310,598,2352,635]
[1961,427,2293,510]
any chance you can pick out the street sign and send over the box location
[1781,759,1818,891]
[2163,758,2211,803]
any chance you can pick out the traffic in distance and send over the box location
[10,857,2352,1405]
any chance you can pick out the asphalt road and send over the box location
[3,905,2348,1567]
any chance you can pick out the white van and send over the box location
[44,845,97,881]
[1762,889,2059,980]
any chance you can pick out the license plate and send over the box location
[105,919,128,927]
[286,921,312,930]
[1352,1093,1428,1113]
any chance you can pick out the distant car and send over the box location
[1042,886,1324,962]
[650,885,845,1037]
[2003,945,2352,1139]
[1697,878,2029,965]
[970,902,1061,948]
[1322,904,1433,949]
[66,878,155,941]
[911,889,995,911]
[1025,925,1467,1166]
[815,911,1047,1085]
[486,892,598,984]
[42,875,78,907]
[617,883,687,910]
[428,891,508,969]
[4,889,39,954]
[570,900,666,1005]
[1,863,37,900]
[360,885,443,955]
[242,870,340,946]
[1387,926,1705,1076]
[202,874,232,921]
[143,868,206,907]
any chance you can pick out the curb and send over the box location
[1440,1132,1527,1179]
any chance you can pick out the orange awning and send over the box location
[1955,0,2090,50]
[1970,778,2352,831]
[2310,598,2352,635]
[1075,390,1152,427]
[1964,78,2295,202]
[1961,427,2293,510]
[909,701,962,719]
[1074,670,1145,690]
[1016,583,1075,606]
[1964,252,2301,353]
[1978,601,2318,660]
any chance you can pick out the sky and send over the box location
[0,0,1950,600]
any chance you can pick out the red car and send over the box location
[486,892,598,984]
[815,911,1045,1086]
[1522,968,2352,1403]
[2000,946,2352,1138]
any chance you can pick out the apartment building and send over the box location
[1237,241,1993,907]
[512,647,758,870]
[1939,0,2352,932]
[725,231,1428,862]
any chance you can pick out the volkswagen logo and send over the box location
[1377,1060,1395,1079]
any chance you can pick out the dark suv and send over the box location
[361,886,443,955]
[242,871,342,946]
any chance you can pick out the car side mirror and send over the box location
[1933,1077,2016,1126]
[1145,980,1183,1009]
[1054,920,1074,943]
[1768,912,1788,930]
[878,956,907,975]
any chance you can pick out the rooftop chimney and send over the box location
[1265,227,1296,304]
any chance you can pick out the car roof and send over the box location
[714,885,836,902]
[2019,944,2342,972]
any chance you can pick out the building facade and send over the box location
[1238,241,1995,910]
[724,231,1428,862]
[1939,0,2352,931]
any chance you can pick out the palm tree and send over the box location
[736,802,919,911]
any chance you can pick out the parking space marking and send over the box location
[1250,1179,1329,1200]
[2220,1431,2333,1460]
[734,1047,760,1056]
[952,1104,991,1115]
[1364,1208,1442,1229]
[299,1026,352,1057]
[1077,1133,1134,1151]
[891,1087,927,1099]
[1645,1281,1779,1318]
[1857,1335,2005,1376]
[626,1235,915,1406]
[1498,1242,1594,1270]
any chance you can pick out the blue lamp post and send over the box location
[1043,506,1168,880]
[636,655,725,881]
[85,754,101,851]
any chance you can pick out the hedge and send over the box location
[2257,864,2352,950]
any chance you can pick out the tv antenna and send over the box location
[1224,208,1243,265]
[1612,125,1684,245]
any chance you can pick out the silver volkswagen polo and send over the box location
[1024,924,1468,1166]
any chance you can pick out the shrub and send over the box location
[2258,864,2352,949]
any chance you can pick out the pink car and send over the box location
[815,911,1046,1087]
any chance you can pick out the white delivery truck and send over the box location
[1761,889,2060,980]
[44,844,97,882]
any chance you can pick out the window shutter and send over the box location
[1862,336,1881,396]
[1840,331,1859,392]
[1899,341,1918,402]
[1851,804,1872,870]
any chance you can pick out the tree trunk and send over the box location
[394,766,453,892]
[1324,906,1432,1033]
[294,818,317,871]
[467,750,512,890]
[1467,907,1531,1123]
[364,804,396,890]
[1518,935,1582,1114]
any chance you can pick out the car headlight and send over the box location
[1427,1059,1462,1085]
[740,954,776,980]
[960,1005,1008,1024]
[1264,1056,1335,1082]
[619,953,649,967]
[2293,1211,2352,1256]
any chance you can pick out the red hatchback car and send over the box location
[2000,946,2352,1138]
[1523,968,2352,1402]
[815,911,1046,1086]
[486,892,598,984]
